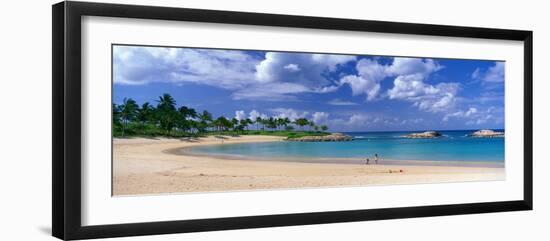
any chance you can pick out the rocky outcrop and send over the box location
[404,131,442,138]
[469,129,504,138]
[288,133,353,142]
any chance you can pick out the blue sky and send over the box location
[113,45,505,132]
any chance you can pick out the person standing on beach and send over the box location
[374,154,379,164]
[365,158,370,165]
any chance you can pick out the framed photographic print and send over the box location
[52,1,533,240]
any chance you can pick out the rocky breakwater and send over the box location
[469,129,504,138]
[288,133,353,142]
[404,131,442,138]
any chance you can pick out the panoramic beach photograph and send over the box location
[112,45,505,196]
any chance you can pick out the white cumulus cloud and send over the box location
[113,46,259,88]
[443,107,502,126]
[471,62,505,82]
[248,110,268,120]
[312,112,329,124]
[114,46,358,101]
[250,52,356,100]
[335,57,446,104]
[270,108,308,121]
[336,59,387,101]
[382,58,458,113]
[283,63,301,72]
[114,46,471,113]
[235,110,247,120]
[386,57,442,76]
[339,75,381,101]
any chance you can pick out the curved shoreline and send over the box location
[113,136,505,196]
[171,140,503,168]
[176,147,503,168]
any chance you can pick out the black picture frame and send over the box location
[52,1,533,240]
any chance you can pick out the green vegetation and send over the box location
[113,93,330,139]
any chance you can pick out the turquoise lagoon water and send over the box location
[188,130,504,164]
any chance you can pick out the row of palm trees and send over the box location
[113,93,328,137]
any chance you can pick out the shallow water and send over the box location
[188,130,504,163]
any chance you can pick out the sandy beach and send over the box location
[113,135,504,196]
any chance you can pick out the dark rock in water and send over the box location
[469,129,504,138]
[404,131,442,138]
[287,132,353,142]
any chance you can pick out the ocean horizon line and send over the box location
[333,128,505,133]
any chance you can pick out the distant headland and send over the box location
[287,132,353,142]
[403,129,504,138]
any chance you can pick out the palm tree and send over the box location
[198,110,213,133]
[276,118,284,130]
[113,92,333,138]
[200,110,213,122]
[156,93,176,111]
[178,106,197,119]
[231,118,239,131]
[212,118,220,131]
[113,103,121,127]
[178,106,198,133]
[119,98,138,137]
[240,118,252,131]
[294,118,309,131]
[246,118,253,131]
[266,117,277,131]
[156,94,177,134]
[282,117,291,130]
[137,102,155,124]
[255,117,263,130]
[215,116,230,131]
[236,119,249,132]
[223,117,233,131]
